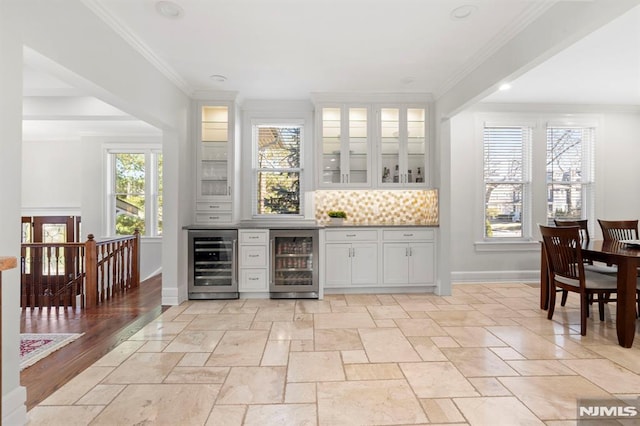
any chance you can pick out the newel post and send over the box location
[85,234,97,309]
[132,229,140,287]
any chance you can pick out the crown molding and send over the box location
[434,1,556,99]
[81,0,193,97]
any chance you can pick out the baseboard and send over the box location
[324,285,437,295]
[2,385,27,426]
[451,270,539,283]
[161,287,180,306]
[142,268,162,282]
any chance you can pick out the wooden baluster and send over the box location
[85,234,97,309]
[133,229,140,288]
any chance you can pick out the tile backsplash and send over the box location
[314,189,438,225]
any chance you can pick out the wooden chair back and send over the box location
[554,219,590,244]
[597,219,639,242]
[539,224,586,289]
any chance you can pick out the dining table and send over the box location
[540,240,640,348]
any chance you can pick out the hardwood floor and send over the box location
[20,274,165,410]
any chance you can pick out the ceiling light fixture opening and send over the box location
[499,83,512,91]
[156,1,183,19]
[209,74,227,83]
[451,5,477,20]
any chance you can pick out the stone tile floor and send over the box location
[26,283,640,425]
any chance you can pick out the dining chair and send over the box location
[597,219,639,242]
[539,224,618,336]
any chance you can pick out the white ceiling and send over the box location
[22,1,640,141]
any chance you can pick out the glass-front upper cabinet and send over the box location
[198,104,231,199]
[378,106,427,187]
[318,105,371,188]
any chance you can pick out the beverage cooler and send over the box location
[270,229,319,299]
[188,230,238,299]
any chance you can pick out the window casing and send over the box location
[253,124,304,216]
[107,147,163,237]
[483,125,531,239]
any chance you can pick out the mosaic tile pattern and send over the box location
[314,189,438,225]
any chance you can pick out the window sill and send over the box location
[474,239,540,252]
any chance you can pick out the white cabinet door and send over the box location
[408,242,434,284]
[351,243,378,286]
[382,243,409,285]
[325,243,352,287]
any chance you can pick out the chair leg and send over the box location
[580,293,588,336]
[560,290,568,306]
[598,296,605,322]
[547,284,557,320]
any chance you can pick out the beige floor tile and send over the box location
[254,307,295,322]
[375,319,397,327]
[75,384,126,405]
[367,305,410,319]
[420,398,466,423]
[561,358,640,393]
[345,294,381,306]
[172,313,198,322]
[261,340,290,366]
[251,321,272,330]
[314,312,376,329]
[206,330,268,366]
[294,313,314,322]
[137,340,170,352]
[407,336,448,361]
[40,366,115,405]
[588,344,640,374]
[507,360,578,376]
[317,380,427,425]
[341,350,369,364]
[290,339,315,351]
[244,404,317,426]
[163,366,229,383]
[442,347,519,377]
[205,405,247,426]
[102,352,183,384]
[186,313,255,331]
[359,328,421,362]
[288,351,345,382]
[487,326,575,359]
[92,340,145,367]
[295,299,333,314]
[129,320,188,340]
[181,301,227,315]
[344,363,404,380]
[442,326,507,347]
[427,310,497,326]
[395,318,448,337]
[217,366,286,404]
[468,377,513,396]
[27,405,105,425]
[469,303,521,318]
[329,305,370,313]
[395,299,440,312]
[490,347,526,360]
[499,376,611,420]
[163,330,225,352]
[314,329,363,351]
[454,396,544,425]
[400,362,479,398]
[91,384,219,425]
[431,336,461,348]
[269,320,313,340]
[178,352,211,367]
[285,383,316,403]
[540,334,600,359]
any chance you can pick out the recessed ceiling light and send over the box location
[499,83,512,91]
[209,74,227,83]
[451,5,477,20]
[156,1,183,19]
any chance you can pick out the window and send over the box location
[546,126,594,224]
[107,148,163,236]
[254,124,303,216]
[483,126,531,238]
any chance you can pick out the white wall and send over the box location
[450,103,640,282]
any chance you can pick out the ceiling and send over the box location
[22,1,640,141]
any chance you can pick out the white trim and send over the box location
[2,385,27,426]
[452,270,539,283]
[324,285,437,295]
[161,287,180,306]
[21,207,81,216]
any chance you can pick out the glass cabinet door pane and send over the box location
[193,237,233,288]
[273,236,314,287]
[321,107,341,184]
[380,108,400,184]
[201,106,229,196]
[407,108,426,183]
[348,107,368,184]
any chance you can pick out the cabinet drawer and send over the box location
[240,246,267,267]
[383,229,434,241]
[325,229,378,242]
[195,213,233,224]
[240,231,268,244]
[196,202,232,212]
[240,269,267,291]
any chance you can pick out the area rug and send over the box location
[20,333,84,370]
